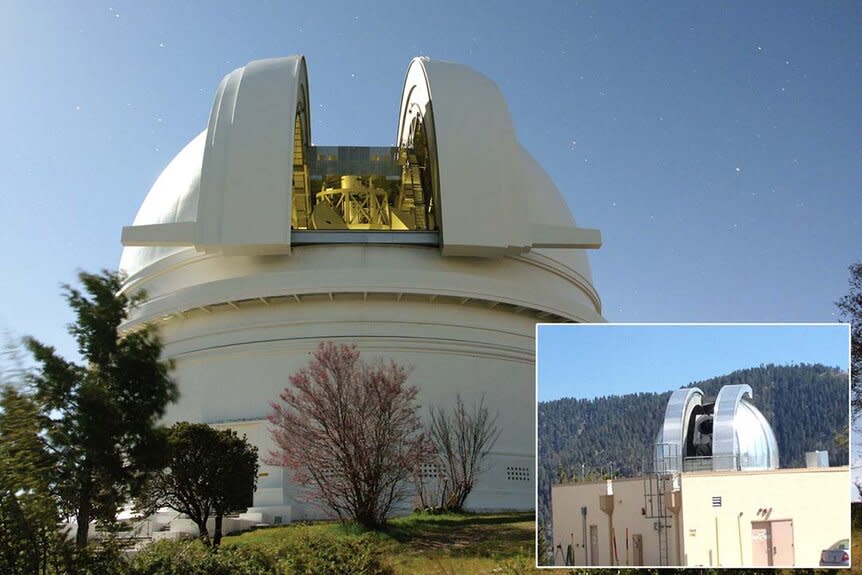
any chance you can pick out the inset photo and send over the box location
[536,323,850,569]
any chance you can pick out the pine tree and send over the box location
[25,270,177,547]
[836,261,862,419]
[0,385,63,574]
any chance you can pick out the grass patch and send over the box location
[224,506,862,574]
[224,511,539,575]
[853,503,861,573]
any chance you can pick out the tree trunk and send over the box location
[75,492,91,549]
[194,517,210,542]
[213,513,223,547]
[75,465,94,550]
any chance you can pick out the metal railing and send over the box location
[655,453,773,473]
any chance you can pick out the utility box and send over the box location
[805,450,829,468]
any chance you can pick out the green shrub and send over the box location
[269,532,394,575]
[491,555,538,575]
[129,529,393,575]
[51,539,132,575]
[130,539,276,575]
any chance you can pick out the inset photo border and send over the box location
[535,323,851,569]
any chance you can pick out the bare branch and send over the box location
[267,342,427,528]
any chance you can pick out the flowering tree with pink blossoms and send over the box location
[267,342,427,528]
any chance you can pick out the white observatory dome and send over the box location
[656,384,778,473]
[119,56,603,522]
[119,131,204,277]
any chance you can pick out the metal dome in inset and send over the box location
[713,385,779,471]
[656,383,778,473]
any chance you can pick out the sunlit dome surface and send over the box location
[734,396,779,470]
[119,131,204,277]
[119,56,601,292]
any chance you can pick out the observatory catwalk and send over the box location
[119,56,603,523]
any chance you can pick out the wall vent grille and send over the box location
[507,466,530,481]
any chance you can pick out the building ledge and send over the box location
[291,230,439,245]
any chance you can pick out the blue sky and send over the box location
[0,2,859,359]
[537,324,850,402]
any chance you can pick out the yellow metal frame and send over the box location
[291,113,311,229]
[316,176,392,229]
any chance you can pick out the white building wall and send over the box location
[159,292,542,519]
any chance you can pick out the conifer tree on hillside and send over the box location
[836,261,861,420]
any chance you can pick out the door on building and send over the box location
[589,525,599,566]
[632,534,643,566]
[751,522,770,567]
[751,520,794,567]
[770,520,794,566]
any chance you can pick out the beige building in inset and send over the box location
[552,466,848,568]
[550,384,849,568]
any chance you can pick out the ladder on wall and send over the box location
[643,472,672,566]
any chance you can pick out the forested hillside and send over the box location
[537,363,848,538]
